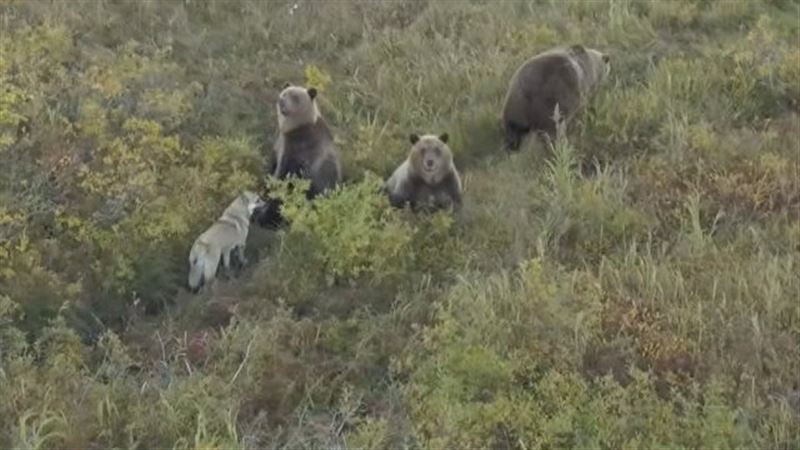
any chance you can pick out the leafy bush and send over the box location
[275,173,412,283]
[400,259,798,448]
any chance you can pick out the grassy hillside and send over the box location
[1,0,799,447]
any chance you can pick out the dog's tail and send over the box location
[188,242,218,293]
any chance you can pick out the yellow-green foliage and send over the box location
[0,75,27,152]
[304,64,332,93]
[278,173,413,282]
[1,0,799,448]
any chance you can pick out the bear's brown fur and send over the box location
[384,133,463,213]
[502,44,610,151]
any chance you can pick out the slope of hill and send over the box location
[1,0,798,447]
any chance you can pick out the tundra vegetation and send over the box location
[0,0,799,448]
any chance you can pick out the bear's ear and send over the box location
[439,133,449,143]
[569,44,586,54]
[409,133,420,144]
[307,87,317,100]
[282,82,292,89]
[602,53,610,64]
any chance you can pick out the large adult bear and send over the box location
[502,44,610,151]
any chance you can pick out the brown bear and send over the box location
[502,44,610,151]
[254,83,342,228]
[384,133,463,213]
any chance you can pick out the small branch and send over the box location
[229,332,257,386]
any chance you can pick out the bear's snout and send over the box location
[278,98,289,115]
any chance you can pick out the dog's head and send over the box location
[240,191,265,215]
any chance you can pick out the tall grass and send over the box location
[0,0,798,447]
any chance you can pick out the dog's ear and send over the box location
[439,133,449,143]
[282,82,292,89]
[409,133,420,144]
[307,88,317,100]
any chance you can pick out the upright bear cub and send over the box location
[384,133,463,213]
[253,83,342,228]
[502,44,610,151]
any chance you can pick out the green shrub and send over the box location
[0,295,26,362]
[278,173,413,283]
[0,234,82,337]
[402,258,798,448]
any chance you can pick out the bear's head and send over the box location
[570,44,611,91]
[277,83,320,133]
[408,132,453,185]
